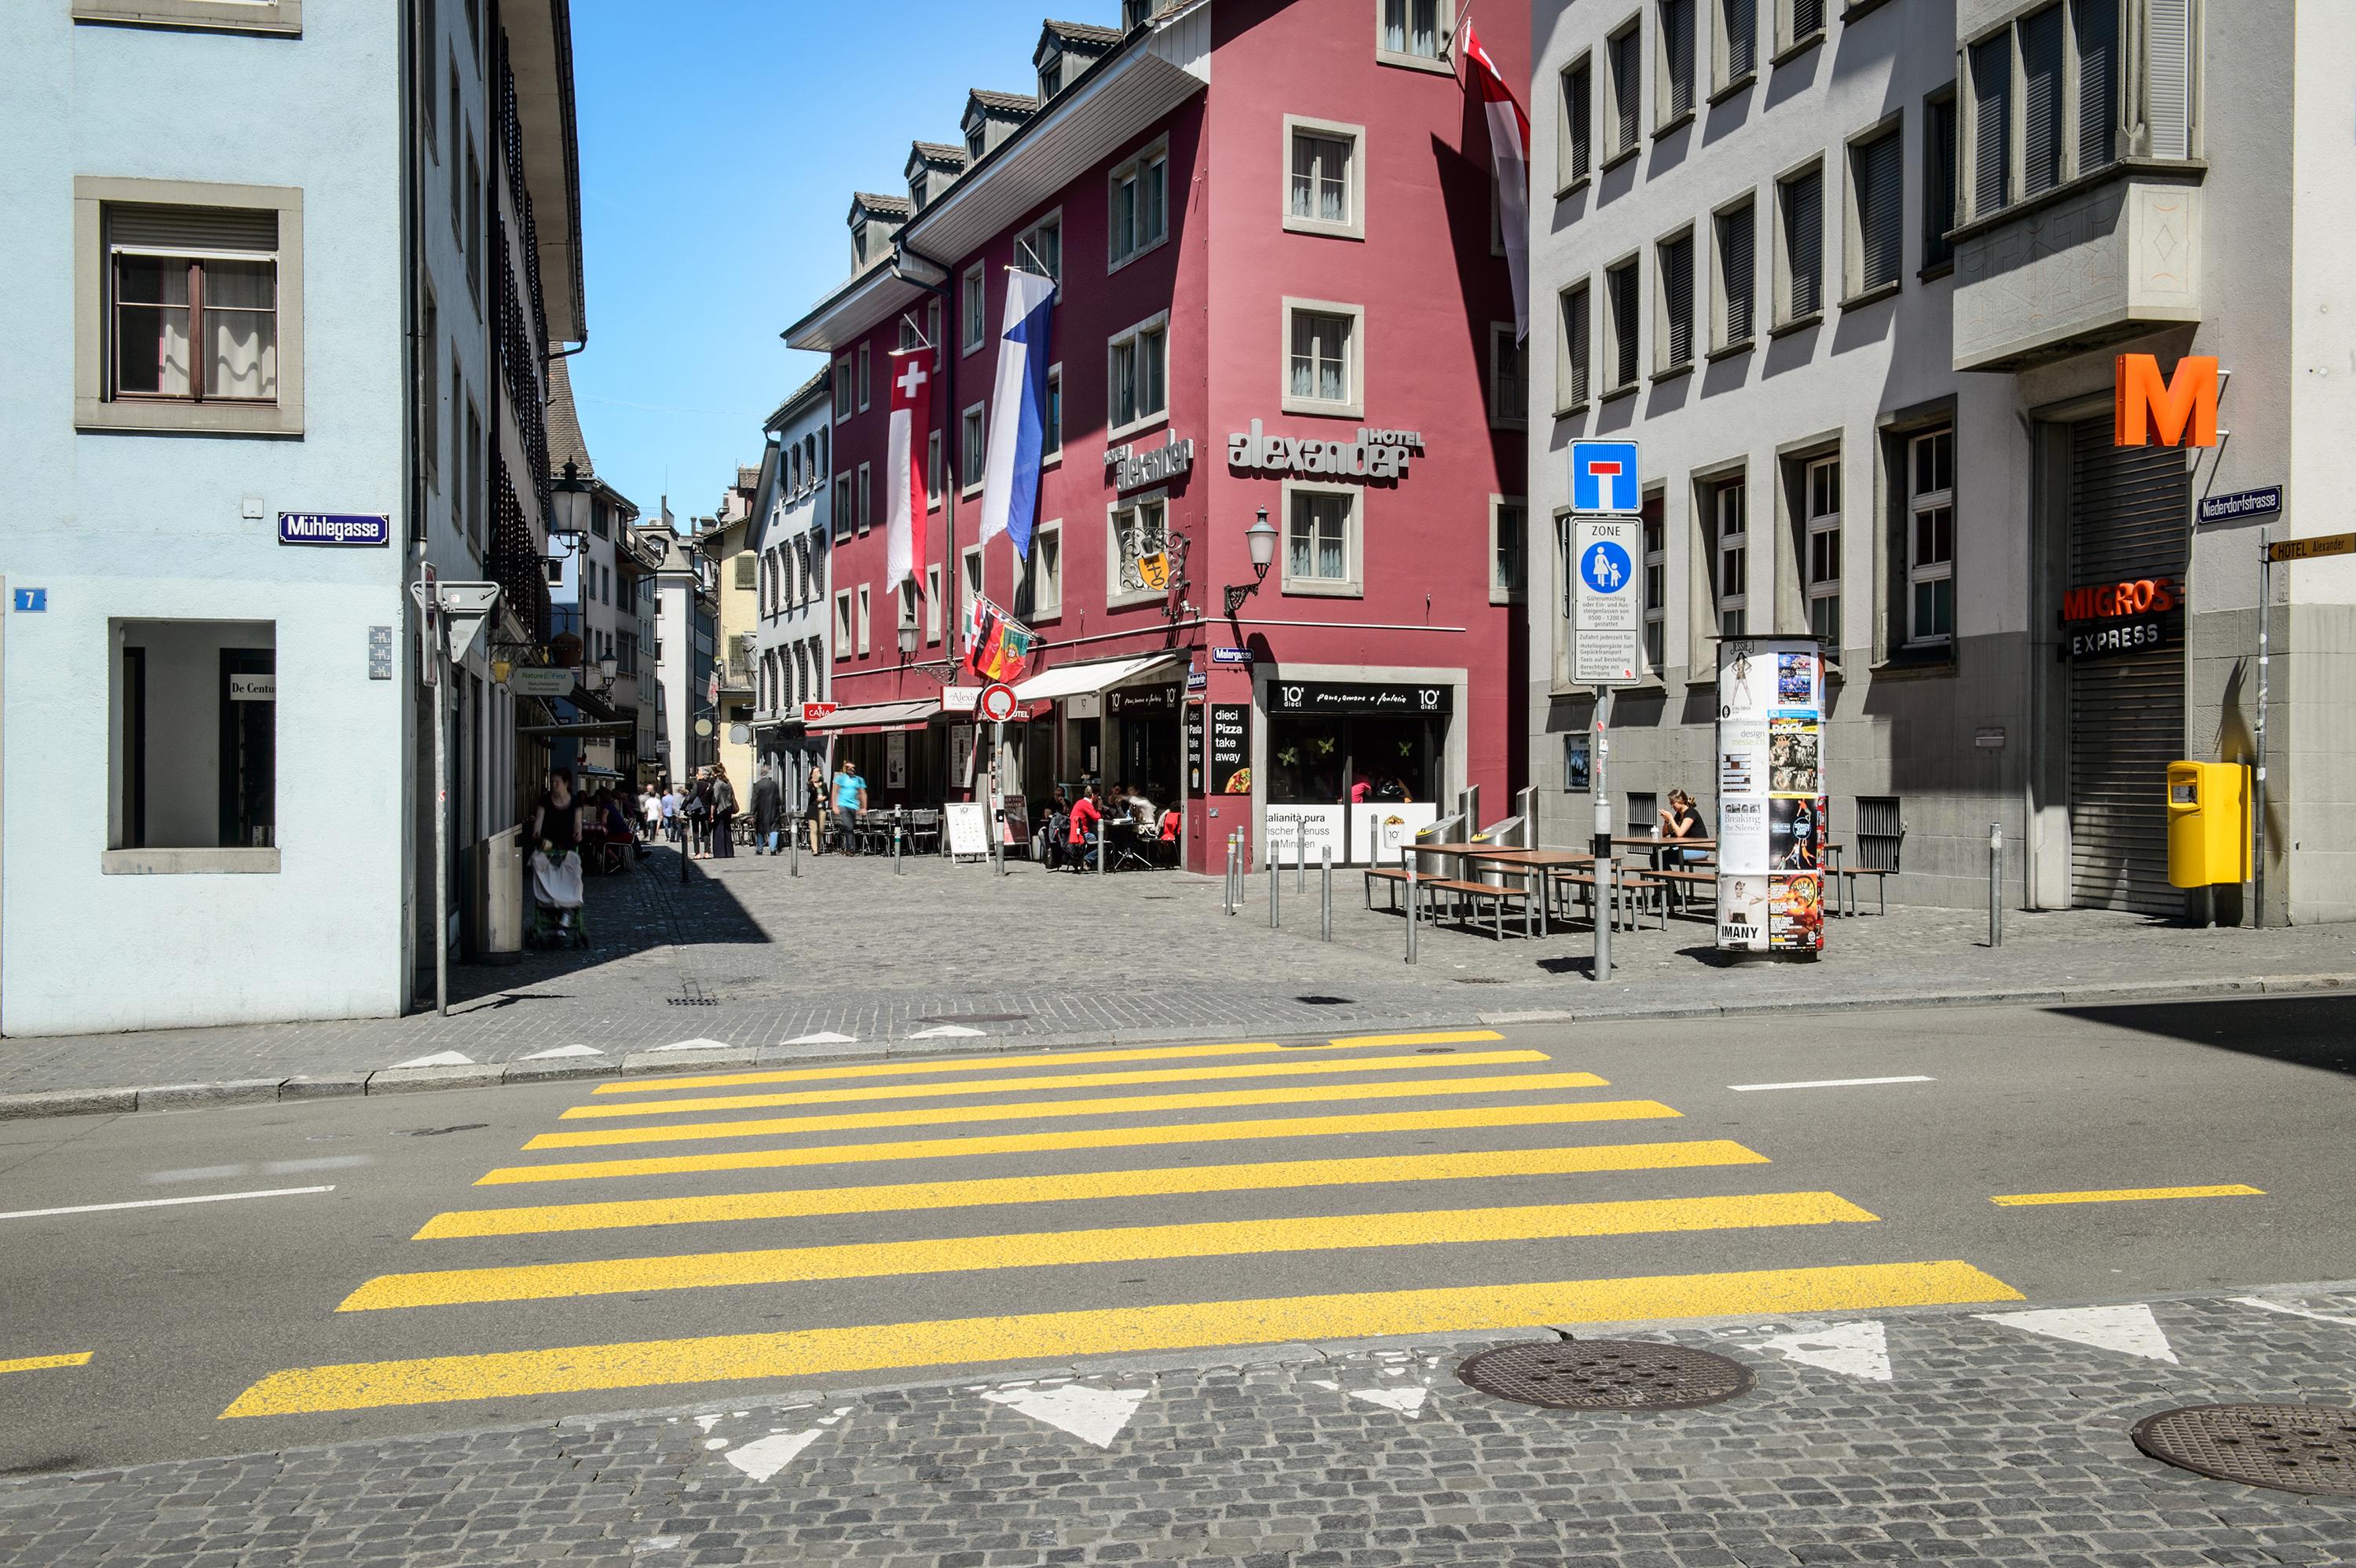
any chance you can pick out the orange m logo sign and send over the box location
[2114,354,2219,448]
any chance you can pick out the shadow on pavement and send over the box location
[2052,994,2356,1078]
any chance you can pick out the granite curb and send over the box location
[0,968,2346,1124]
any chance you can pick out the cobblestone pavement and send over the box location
[5,1285,2353,1565]
[3,845,2351,1100]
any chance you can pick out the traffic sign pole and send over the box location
[1567,440,1643,981]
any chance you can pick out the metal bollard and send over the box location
[893,810,904,875]
[1320,847,1332,941]
[1592,853,1613,980]
[1269,856,1279,928]
[1297,837,1306,895]
[788,814,799,877]
[1988,822,2003,948]
[1226,834,1238,915]
[1405,847,1419,965]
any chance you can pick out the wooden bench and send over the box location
[1363,866,1412,912]
[1648,866,1718,918]
[1838,865,1894,915]
[1421,877,1534,940]
[1546,868,1667,931]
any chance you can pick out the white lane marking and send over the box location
[1729,1075,1935,1092]
[2230,1296,2356,1329]
[781,1032,858,1045]
[722,1429,823,1482]
[1761,1320,1893,1381]
[148,1155,368,1185]
[906,1024,986,1039]
[146,1164,248,1185]
[390,1051,477,1069]
[981,1383,1147,1449]
[653,1037,731,1053]
[1977,1303,2179,1364]
[1348,1387,1429,1415]
[0,1186,335,1223]
[524,1044,605,1060]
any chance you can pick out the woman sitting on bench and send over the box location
[1658,789,1710,864]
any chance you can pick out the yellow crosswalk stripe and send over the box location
[344,1193,1875,1311]
[225,1261,2021,1415]
[1989,1184,2265,1207]
[597,1030,1506,1096]
[559,1050,1552,1120]
[420,1140,1772,1238]
[523,1073,1616,1152]
[477,1101,1686,1186]
[0,1352,93,1376]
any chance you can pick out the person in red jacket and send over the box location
[1067,784,1103,868]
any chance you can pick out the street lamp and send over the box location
[1224,506,1279,618]
[548,460,592,557]
[597,653,619,689]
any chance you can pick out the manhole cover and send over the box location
[916,1013,1028,1025]
[1458,1340,1754,1410]
[2131,1404,2356,1497]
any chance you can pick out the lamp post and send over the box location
[1224,506,1279,619]
[548,459,592,558]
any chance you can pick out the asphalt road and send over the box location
[2,992,2351,1475]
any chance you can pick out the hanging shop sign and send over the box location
[1209,703,1251,795]
[1107,684,1183,716]
[2114,355,2219,448]
[1715,638,1827,956]
[1104,433,1195,492]
[1226,420,1424,481]
[2062,576,2179,622]
[1267,681,1453,716]
[803,701,838,722]
[279,511,391,546]
[507,668,574,698]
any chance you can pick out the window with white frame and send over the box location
[857,342,871,410]
[1779,0,1825,53]
[1559,55,1593,187]
[856,461,872,532]
[832,355,853,419]
[1107,312,1169,433]
[961,543,984,618]
[1714,196,1754,349]
[1285,117,1363,239]
[1044,364,1063,455]
[1776,161,1824,322]
[961,402,986,493]
[1641,499,1666,671]
[1107,495,1169,604]
[855,583,870,656]
[1108,143,1169,267]
[924,563,944,643]
[1908,427,1955,645]
[1605,20,1641,162]
[1711,475,1748,637]
[1016,520,1064,620]
[1488,324,1526,428]
[1803,453,1841,649]
[1490,497,1527,605]
[961,263,986,353]
[1283,300,1362,417]
[1557,280,1591,411]
[1656,228,1695,371]
[1848,122,1904,297]
[1716,0,1757,86]
[1282,484,1358,595]
[1604,258,1640,393]
[1378,0,1449,64]
[1015,211,1062,285]
[1657,0,1696,124]
[832,590,854,658]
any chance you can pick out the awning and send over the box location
[517,719,635,738]
[803,698,938,736]
[1012,652,1183,704]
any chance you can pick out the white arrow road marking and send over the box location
[693,1413,723,1432]
[1761,1320,1892,1381]
[906,1024,987,1039]
[721,1429,823,1482]
[523,1044,605,1060]
[781,1032,858,1046]
[1977,1303,2179,1364]
[1348,1387,1429,1415]
[981,1383,1147,1449]
[1728,1076,1934,1092]
[2230,1296,2356,1329]
[0,1186,334,1223]
[390,1051,477,1069]
[653,1037,732,1052]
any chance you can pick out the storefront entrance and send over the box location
[1264,680,1451,863]
[1107,683,1183,804]
[2064,415,2189,916]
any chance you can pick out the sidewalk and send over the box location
[3,843,2351,1117]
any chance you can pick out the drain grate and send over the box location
[2131,1404,2356,1497]
[916,1013,1029,1025]
[1458,1340,1754,1411]
[1294,996,1355,1006]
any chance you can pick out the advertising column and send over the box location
[1715,638,1825,955]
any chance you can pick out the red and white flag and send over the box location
[1459,13,1530,342]
[884,346,932,591]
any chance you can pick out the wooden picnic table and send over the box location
[1462,849,1597,936]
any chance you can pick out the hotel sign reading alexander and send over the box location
[1227,419,1425,481]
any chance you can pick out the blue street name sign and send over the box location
[279,512,392,546]
[1212,646,1254,667]
[2197,486,2282,526]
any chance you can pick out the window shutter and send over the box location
[2020,6,2065,196]
[1791,0,1822,39]
[2146,0,2191,159]
[1612,30,1640,149]
[1860,132,1902,290]
[1611,266,1640,387]
[1725,0,1756,76]
[1564,286,1590,404]
[1567,62,1592,177]
[1665,0,1695,119]
[2076,0,2118,170]
[1663,234,1694,364]
[106,203,277,253]
[1784,169,1822,316]
[1721,206,1754,342]
[1970,35,2010,216]
[1924,96,1959,269]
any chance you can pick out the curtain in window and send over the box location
[1292,136,1348,221]
[1290,314,1348,401]
[1382,0,1405,51]
[112,255,192,397]
[1290,494,1348,579]
[2020,5,2065,196]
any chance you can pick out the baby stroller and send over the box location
[527,844,590,949]
[1038,809,1071,871]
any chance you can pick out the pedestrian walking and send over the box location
[659,781,680,844]
[708,763,739,860]
[528,768,587,941]
[639,784,662,843]
[750,764,782,855]
[683,769,712,858]
[829,759,865,854]
[807,762,829,853]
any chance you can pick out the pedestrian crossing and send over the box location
[221,1028,2022,1420]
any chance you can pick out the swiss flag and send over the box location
[1458,14,1530,342]
[885,348,931,592]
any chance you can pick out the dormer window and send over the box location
[851,222,869,268]
[966,125,986,160]
[1122,0,1152,27]
[1037,49,1062,100]
[909,173,927,210]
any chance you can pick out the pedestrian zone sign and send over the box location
[1572,514,1641,685]
[1570,440,1641,514]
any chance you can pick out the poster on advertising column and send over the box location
[1716,638,1826,956]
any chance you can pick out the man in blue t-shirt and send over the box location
[830,763,866,854]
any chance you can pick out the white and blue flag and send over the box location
[976,268,1056,558]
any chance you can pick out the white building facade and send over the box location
[751,371,833,816]
[1527,0,2356,923]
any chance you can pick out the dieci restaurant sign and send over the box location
[1268,681,1453,716]
[1227,420,1424,481]
[1103,433,1194,492]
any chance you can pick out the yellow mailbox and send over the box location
[2165,761,2249,888]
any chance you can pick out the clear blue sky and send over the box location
[567,0,1123,526]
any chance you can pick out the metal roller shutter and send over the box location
[2066,416,2187,915]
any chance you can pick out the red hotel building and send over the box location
[785,0,1527,872]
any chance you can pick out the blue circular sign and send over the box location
[1580,539,1634,595]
